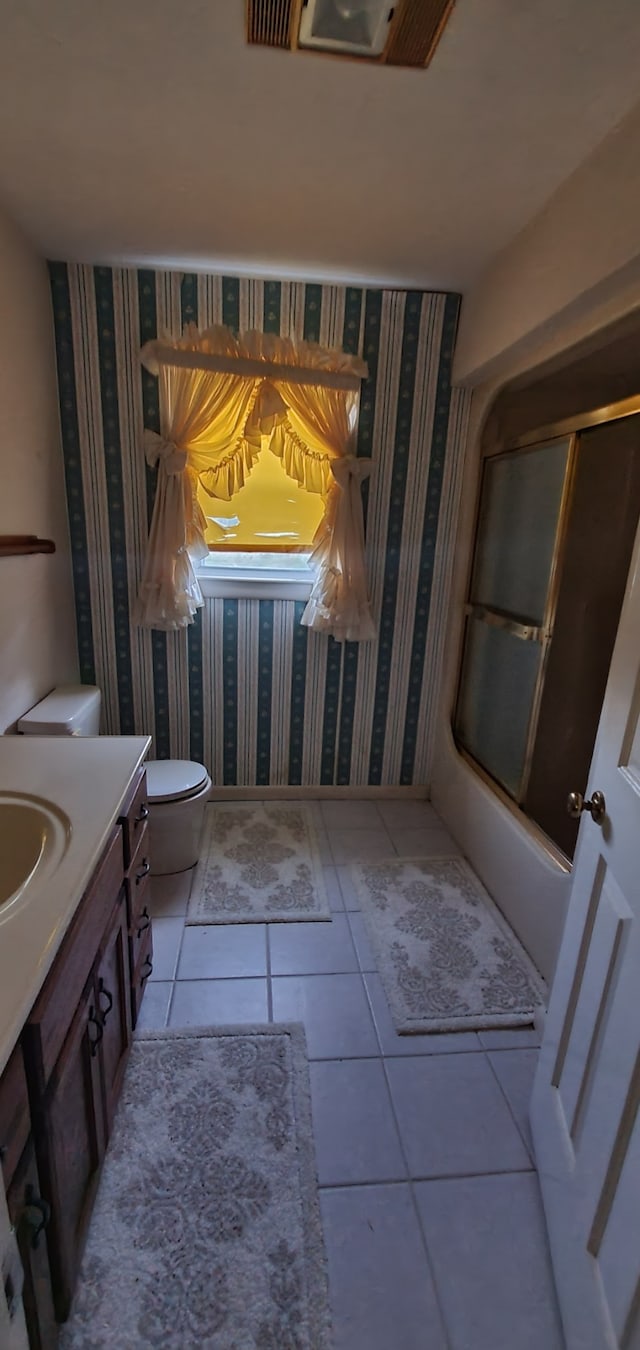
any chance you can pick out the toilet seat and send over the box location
[145,759,209,805]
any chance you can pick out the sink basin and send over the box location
[0,792,71,915]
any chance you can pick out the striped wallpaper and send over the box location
[50,263,469,787]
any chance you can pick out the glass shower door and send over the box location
[454,435,573,802]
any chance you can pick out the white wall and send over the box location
[454,98,640,388]
[431,101,640,982]
[0,206,77,732]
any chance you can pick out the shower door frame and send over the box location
[452,389,640,866]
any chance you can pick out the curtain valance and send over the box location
[134,325,376,642]
[140,325,368,390]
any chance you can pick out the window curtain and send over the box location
[134,325,375,641]
[134,343,258,629]
[267,380,376,641]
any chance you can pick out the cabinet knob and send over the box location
[140,956,153,984]
[135,860,151,885]
[135,803,149,824]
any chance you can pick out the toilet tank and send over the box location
[17,685,102,736]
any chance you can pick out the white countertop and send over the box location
[0,735,151,1074]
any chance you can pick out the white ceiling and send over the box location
[1,0,640,290]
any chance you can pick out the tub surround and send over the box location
[0,734,150,1074]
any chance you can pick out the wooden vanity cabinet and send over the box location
[6,1140,58,1350]
[12,767,153,1332]
[0,1046,57,1349]
[120,767,153,1029]
[35,975,105,1323]
[96,888,132,1134]
[22,830,126,1320]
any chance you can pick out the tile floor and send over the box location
[140,798,565,1350]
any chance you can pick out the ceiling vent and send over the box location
[246,0,456,68]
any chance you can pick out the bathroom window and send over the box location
[195,446,321,597]
[197,442,324,554]
[454,415,640,860]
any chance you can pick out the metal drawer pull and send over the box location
[137,906,151,938]
[98,978,114,1022]
[23,1185,51,1250]
[88,1008,104,1056]
[135,803,149,824]
[140,956,153,984]
[135,859,151,885]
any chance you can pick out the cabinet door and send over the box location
[96,891,132,1135]
[42,978,105,1322]
[6,1140,57,1350]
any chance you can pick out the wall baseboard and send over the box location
[207,785,430,801]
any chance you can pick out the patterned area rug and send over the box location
[187,802,331,924]
[351,857,546,1034]
[62,1025,331,1350]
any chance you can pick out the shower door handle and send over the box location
[567,790,606,825]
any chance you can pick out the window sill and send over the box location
[197,560,313,601]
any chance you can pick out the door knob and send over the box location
[567,790,606,825]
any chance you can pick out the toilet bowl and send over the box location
[17,685,211,875]
[143,759,211,875]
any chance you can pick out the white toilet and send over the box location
[17,685,211,875]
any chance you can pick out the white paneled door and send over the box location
[531,516,640,1350]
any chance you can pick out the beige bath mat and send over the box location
[187,802,331,924]
[62,1025,331,1349]
[350,856,546,1034]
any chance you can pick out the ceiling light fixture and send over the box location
[246,0,456,69]
[298,0,391,58]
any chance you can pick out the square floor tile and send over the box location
[389,827,461,858]
[323,866,346,912]
[310,1059,406,1185]
[134,981,172,1032]
[329,829,396,865]
[168,978,268,1026]
[377,800,441,830]
[321,1184,447,1350]
[321,800,382,829]
[272,975,379,1059]
[386,1053,532,1177]
[176,924,267,979]
[488,1049,539,1157]
[478,1027,541,1049]
[364,974,481,1058]
[147,917,184,981]
[347,913,377,972]
[415,1173,564,1350]
[269,913,358,975]
[314,829,333,864]
[336,867,361,910]
[148,869,194,917]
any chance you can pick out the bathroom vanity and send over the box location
[0,736,151,1347]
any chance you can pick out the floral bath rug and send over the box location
[61,1025,331,1350]
[350,856,546,1034]
[187,802,331,924]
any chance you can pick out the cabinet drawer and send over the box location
[0,1044,30,1188]
[131,928,154,1029]
[126,821,151,914]
[128,894,152,978]
[25,828,124,1087]
[119,768,149,868]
